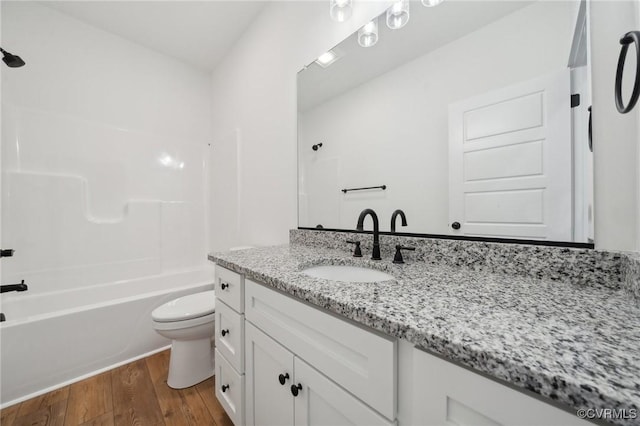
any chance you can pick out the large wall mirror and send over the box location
[297,0,594,245]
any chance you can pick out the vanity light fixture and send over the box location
[330,0,353,22]
[358,17,379,48]
[421,0,444,7]
[315,50,340,68]
[386,0,410,30]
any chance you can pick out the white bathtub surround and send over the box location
[1,2,211,296]
[0,2,213,407]
[0,269,214,407]
[152,290,217,389]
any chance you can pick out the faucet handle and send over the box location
[346,240,363,257]
[393,245,415,264]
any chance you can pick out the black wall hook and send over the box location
[312,143,323,151]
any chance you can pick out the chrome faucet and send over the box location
[356,209,381,260]
[390,209,407,233]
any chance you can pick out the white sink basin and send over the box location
[301,265,395,283]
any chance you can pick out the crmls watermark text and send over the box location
[576,408,638,420]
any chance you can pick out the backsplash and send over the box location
[290,229,639,295]
[623,253,640,300]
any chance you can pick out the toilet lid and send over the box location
[152,290,216,322]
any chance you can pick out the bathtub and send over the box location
[0,267,214,408]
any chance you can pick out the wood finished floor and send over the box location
[0,350,234,426]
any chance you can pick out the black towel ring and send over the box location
[615,31,640,114]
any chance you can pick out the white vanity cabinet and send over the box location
[245,321,394,426]
[214,265,246,426]
[214,263,592,426]
[244,278,397,425]
[411,349,591,426]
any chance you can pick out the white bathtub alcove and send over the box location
[0,268,214,408]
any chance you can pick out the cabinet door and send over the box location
[245,279,396,419]
[245,322,294,426]
[293,357,394,426]
[412,349,591,426]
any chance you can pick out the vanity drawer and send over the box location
[215,301,244,372]
[245,279,397,420]
[215,265,244,313]
[215,349,244,426]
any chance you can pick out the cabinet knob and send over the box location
[451,221,461,230]
[220,282,229,290]
[290,383,302,397]
[278,373,290,385]
[221,329,229,337]
[221,384,229,393]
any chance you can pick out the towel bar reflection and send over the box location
[341,185,387,193]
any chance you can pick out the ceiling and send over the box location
[43,1,267,72]
[298,0,534,111]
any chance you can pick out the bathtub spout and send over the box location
[1,280,28,293]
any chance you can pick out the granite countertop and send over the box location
[211,244,640,424]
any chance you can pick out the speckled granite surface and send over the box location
[291,229,626,291]
[210,243,640,425]
[623,253,640,300]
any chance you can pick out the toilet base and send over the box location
[167,337,215,389]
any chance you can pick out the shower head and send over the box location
[0,47,25,68]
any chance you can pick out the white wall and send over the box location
[298,1,578,234]
[1,2,212,293]
[208,0,392,251]
[591,0,640,251]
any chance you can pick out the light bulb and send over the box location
[317,52,335,64]
[315,50,340,68]
[386,0,410,30]
[330,0,353,22]
[421,0,444,7]
[358,18,379,48]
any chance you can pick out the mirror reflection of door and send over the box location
[448,69,572,241]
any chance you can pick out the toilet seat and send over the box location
[152,312,215,331]
[152,290,216,322]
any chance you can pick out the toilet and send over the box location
[152,290,216,389]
